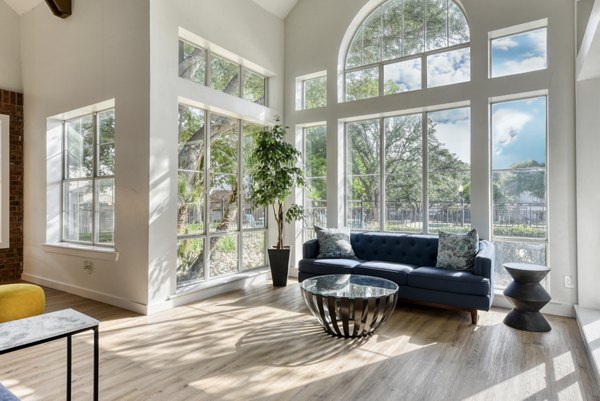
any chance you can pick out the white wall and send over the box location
[0,0,21,92]
[285,0,578,307]
[147,0,283,308]
[21,0,152,312]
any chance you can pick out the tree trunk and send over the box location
[276,202,284,249]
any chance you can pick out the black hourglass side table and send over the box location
[503,263,551,332]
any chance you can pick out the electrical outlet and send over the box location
[83,260,93,274]
[564,275,574,289]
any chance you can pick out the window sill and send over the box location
[42,243,119,262]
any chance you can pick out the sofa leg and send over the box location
[470,309,479,325]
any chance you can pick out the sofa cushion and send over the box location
[354,261,416,286]
[435,229,479,271]
[407,266,490,296]
[314,226,357,259]
[351,232,438,266]
[298,258,364,276]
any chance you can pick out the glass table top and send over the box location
[301,274,399,299]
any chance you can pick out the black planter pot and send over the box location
[267,247,291,287]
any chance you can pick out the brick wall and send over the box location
[0,89,23,283]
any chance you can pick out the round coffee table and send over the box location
[300,274,399,337]
[503,263,551,332]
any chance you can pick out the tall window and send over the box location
[345,0,470,101]
[62,109,115,246]
[346,106,470,233]
[491,95,547,287]
[178,39,267,106]
[303,125,327,240]
[177,104,267,287]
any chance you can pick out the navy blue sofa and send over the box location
[298,232,495,324]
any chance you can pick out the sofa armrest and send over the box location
[474,240,495,284]
[303,239,319,259]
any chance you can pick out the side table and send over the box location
[503,263,551,332]
[0,308,99,400]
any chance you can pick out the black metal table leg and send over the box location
[67,335,72,401]
[93,327,99,401]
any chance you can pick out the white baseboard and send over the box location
[21,273,149,314]
[493,291,575,317]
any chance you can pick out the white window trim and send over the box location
[0,114,9,249]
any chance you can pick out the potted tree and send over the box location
[249,116,305,286]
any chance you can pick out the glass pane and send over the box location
[242,68,265,105]
[178,171,205,236]
[402,0,425,56]
[427,47,470,87]
[346,26,365,69]
[210,114,239,233]
[428,107,471,169]
[95,178,114,244]
[384,113,423,233]
[493,241,547,289]
[97,110,115,177]
[178,40,205,84]
[303,76,327,109]
[210,55,240,96]
[305,178,327,226]
[346,119,380,176]
[383,58,422,95]
[242,231,266,271]
[66,115,94,178]
[242,123,266,230]
[304,125,327,178]
[448,2,469,46]
[492,170,546,238]
[177,238,205,286]
[491,97,546,170]
[347,177,380,231]
[362,6,383,65]
[346,67,379,101]
[428,171,470,233]
[63,180,93,242]
[491,28,547,78]
[381,0,403,61]
[178,104,206,236]
[209,173,239,232]
[425,0,448,52]
[209,234,239,278]
[98,109,115,145]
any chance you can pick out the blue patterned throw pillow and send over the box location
[314,226,357,259]
[435,229,479,271]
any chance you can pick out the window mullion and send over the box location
[237,121,243,272]
[380,117,385,232]
[422,112,428,234]
[92,112,98,246]
[204,110,210,282]
[61,121,66,242]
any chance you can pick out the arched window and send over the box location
[344,0,470,100]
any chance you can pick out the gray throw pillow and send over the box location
[435,229,479,271]
[314,226,357,259]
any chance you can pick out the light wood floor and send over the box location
[1,281,598,401]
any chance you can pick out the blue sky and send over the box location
[492,96,546,170]
[491,28,547,77]
[428,107,470,164]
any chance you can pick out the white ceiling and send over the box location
[4,0,299,19]
[251,0,298,19]
[3,0,43,15]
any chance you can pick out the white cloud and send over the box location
[433,118,470,163]
[492,108,533,155]
[492,37,519,51]
[526,28,547,53]
[427,49,470,87]
[385,59,421,92]
[495,56,546,77]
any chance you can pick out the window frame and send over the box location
[344,104,471,233]
[61,108,115,248]
[489,92,549,289]
[176,103,269,289]
[178,39,268,106]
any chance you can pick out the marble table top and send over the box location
[0,309,99,352]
